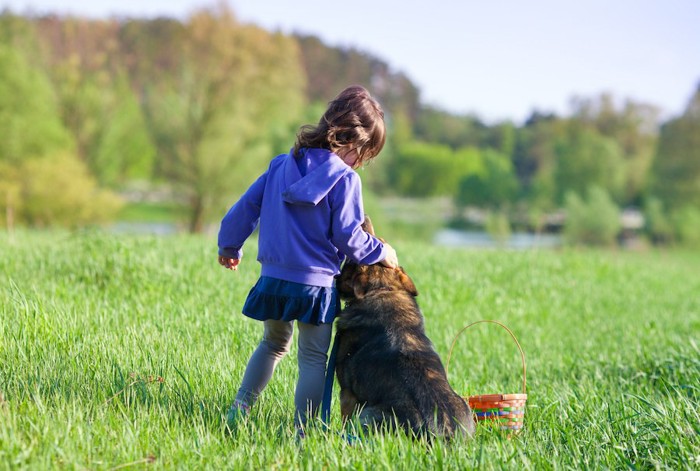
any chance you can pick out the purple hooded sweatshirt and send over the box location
[218,148,386,288]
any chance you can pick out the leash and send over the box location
[320,335,339,427]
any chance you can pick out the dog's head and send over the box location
[337,215,417,300]
[337,263,418,300]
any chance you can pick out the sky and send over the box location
[3,0,699,123]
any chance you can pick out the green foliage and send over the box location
[483,121,516,157]
[413,106,486,149]
[453,146,485,176]
[0,43,72,163]
[390,141,462,197]
[295,34,421,122]
[554,121,626,204]
[1,9,697,236]
[513,113,561,210]
[643,196,674,244]
[1,153,123,228]
[671,205,700,248]
[563,186,621,246]
[651,85,700,209]
[1,232,699,469]
[143,5,306,232]
[50,60,105,160]
[456,149,518,209]
[571,94,659,204]
[32,19,157,187]
[91,74,156,185]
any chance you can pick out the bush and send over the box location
[671,205,700,248]
[1,152,123,229]
[643,196,674,244]
[390,142,458,197]
[564,186,621,246]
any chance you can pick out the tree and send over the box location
[0,34,73,231]
[0,162,20,230]
[413,106,486,150]
[0,17,124,229]
[33,16,157,187]
[390,142,456,197]
[143,5,306,232]
[92,73,156,186]
[571,94,660,205]
[563,186,621,246]
[483,121,516,158]
[455,149,518,209]
[643,196,673,244]
[389,142,484,198]
[553,120,626,204]
[0,42,72,164]
[295,34,421,124]
[513,112,562,210]
[650,83,700,210]
[49,58,105,166]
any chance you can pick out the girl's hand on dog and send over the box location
[380,243,399,269]
[218,256,240,271]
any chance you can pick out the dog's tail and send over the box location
[418,393,476,439]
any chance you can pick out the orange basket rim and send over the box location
[446,320,527,394]
[468,393,528,401]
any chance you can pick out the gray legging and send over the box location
[235,319,332,427]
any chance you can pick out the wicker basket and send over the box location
[446,320,527,433]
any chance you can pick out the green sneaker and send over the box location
[225,400,251,433]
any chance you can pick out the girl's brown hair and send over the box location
[293,85,386,167]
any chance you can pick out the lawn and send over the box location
[1,230,698,469]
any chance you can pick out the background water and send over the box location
[434,228,561,249]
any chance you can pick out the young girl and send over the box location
[217,85,398,436]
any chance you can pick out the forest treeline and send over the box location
[1,5,699,246]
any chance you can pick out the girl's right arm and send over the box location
[217,171,269,261]
[329,172,393,266]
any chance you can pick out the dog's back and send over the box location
[335,263,475,439]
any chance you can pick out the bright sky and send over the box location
[3,0,699,123]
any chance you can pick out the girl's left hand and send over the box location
[218,256,240,271]
[379,243,399,269]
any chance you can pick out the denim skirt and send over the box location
[242,276,340,325]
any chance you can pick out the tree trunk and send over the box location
[188,194,205,233]
[5,189,14,237]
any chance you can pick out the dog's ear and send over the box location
[397,267,418,296]
[336,271,353,297]
[362,216,376,236]
[352,270,370,299]
[362,216,386,242]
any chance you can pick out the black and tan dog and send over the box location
[333,219,475,440]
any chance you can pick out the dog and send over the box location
[333,218,475,440]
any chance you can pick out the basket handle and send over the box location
[445,320,527,394]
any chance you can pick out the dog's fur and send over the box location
[333,220,475,439]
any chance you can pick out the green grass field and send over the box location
[1,230,698,469]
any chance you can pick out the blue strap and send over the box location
[321,336,339,427]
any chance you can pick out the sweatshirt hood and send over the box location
[282,148,351,206]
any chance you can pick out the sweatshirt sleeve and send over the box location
[329,172,387,265]
[217,171,268,260]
